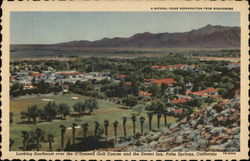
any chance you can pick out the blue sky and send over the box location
[10,12,240,44]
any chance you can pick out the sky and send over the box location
[10,12,240,44]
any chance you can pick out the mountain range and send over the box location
[11,25,240,50]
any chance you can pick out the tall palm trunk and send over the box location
[21,131,29,151]
[49,141,52,151]
[104,120,109,142]
[140,116,145,135]
[113,121,118,142]
[72,128,76,144]
[72,123,77,144]
[133,122,136,135]
[82,123,89,138]
[149,118,152,131]
[59,125,66,150]
[105,127,108,141]
[48,134,54,151]
[147,113,153,131]
[140,122,143,134]
[36,137,40,151]
[61,133,64,149]
[122,117,127,138]
[35,128,42,151]
[163,114,167,127]
[157,113,162,129]
[131,116,137,136]
[10,139,14,151]
[94,121,100,136]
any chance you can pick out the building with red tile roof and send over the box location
[30,72,44,77]
[151,65,169,69]
[151,78,176,86]
[171,109,183,114]
[187,87,218,97]
[144,78,176,86]
[170,98,188,104]
[125,82,132,86]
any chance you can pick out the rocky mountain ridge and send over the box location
[11,25,240,50]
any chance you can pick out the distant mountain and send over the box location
[11,25,240,50]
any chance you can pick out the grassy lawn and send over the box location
[10,93,177,151]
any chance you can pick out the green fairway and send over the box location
[10,93,177,151]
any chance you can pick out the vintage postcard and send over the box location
[1,0,249,160]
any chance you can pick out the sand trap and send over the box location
[42,99,54,102]
[67,126,81,130]
[71,97,78,100]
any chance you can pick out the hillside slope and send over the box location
[113,97,240,152]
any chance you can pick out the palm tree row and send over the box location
[17,112,169,151]
[58,113,166,149]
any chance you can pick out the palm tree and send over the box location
[147,112,154,131]
[10,139,14,151]
[131,115,137,135]
[10,112,13,126]
[72,123,78,144]
[82,123,89,138]
[122,117,127,138]
[35,128,42,151]
[59,125,66,150]
[104,120,109,142]
[157,112,162,129]
[162,110,168,127]
[94,121,100,136]
[113,121,119,142]
[48,134,54,151]
[21,131,29,151]
[139,116,145,134]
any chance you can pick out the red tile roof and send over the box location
[170,98,188,104]
[203,87,217,93]
[125,82,132,85]
[172,109,183,113]
[151,78,176,86]
[187,88,218,97]
[30,72,43,77]
[151,65,169,69]
[139,91,152,96]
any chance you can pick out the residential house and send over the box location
[144,78,177,86]
[187,87,218,98]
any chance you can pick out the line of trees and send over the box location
[20,98,98,124]
[15,112,172,151]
